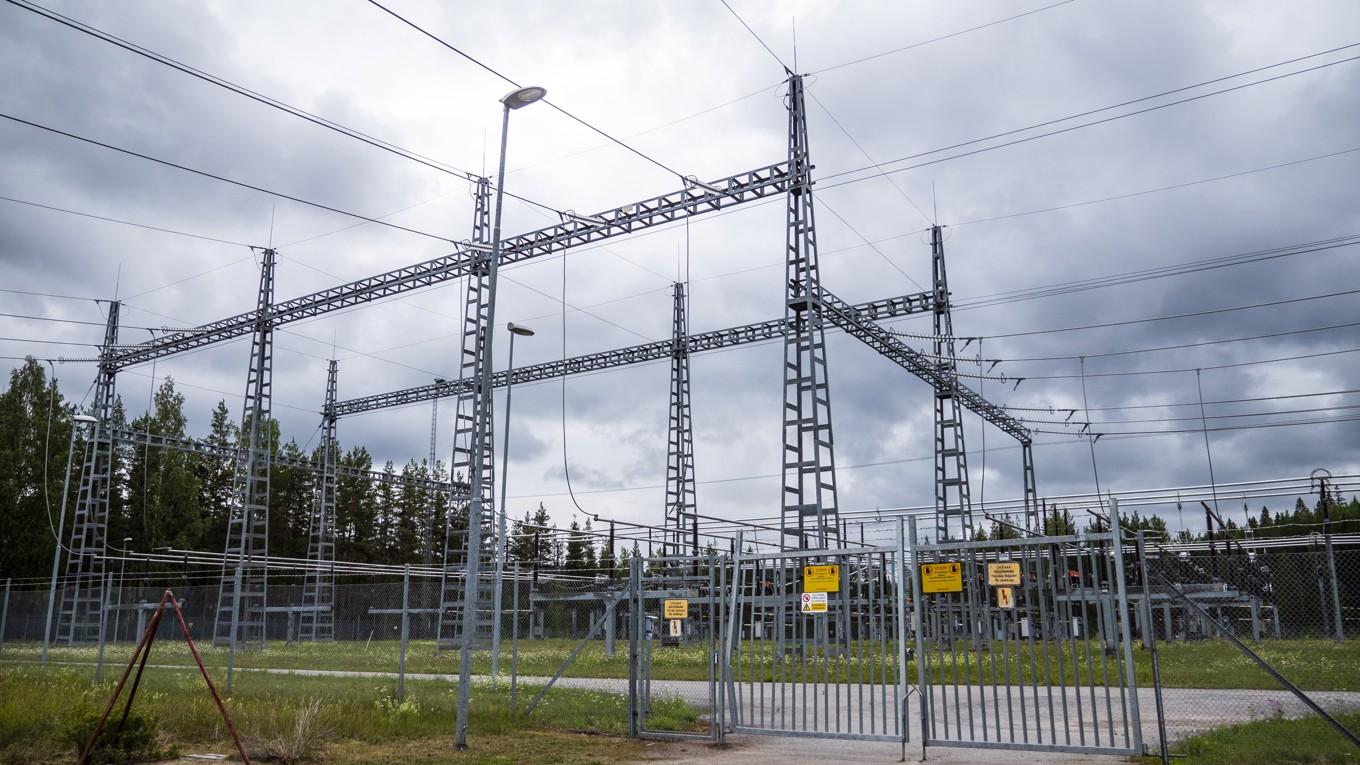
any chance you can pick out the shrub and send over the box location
[64,711,177,765]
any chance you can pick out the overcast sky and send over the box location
[3,0,1358,545]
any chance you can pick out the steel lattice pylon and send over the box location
[57,301,120,645]
[214,248,276,647]
[930,227,974,542]
[439,177,497,652]
[780,74,840,549]
[299,359,338,642]
[665,282,697,558]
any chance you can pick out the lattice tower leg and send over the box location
[780,74,840,550]
[439,177,497,652]
[665,282,698,562]
[214,248,276,647]
[300,359,338,642]
[931,226,974,543]
[1021,440,1039,534]
[57,301,120,644]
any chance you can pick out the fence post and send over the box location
[398,565,410,703]
[626,555,640,737]
[95,571,112,683]
[1136,531,1170,765]
[895,517,910,762]
[227,564,242,693]
[0,578,10,656]
[1323,516,1345,641]
[511,562,520,716]
[908,517,929,761]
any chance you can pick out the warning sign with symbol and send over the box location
[920,562,963,594]
[800,592,828,614]
[669,619,683,637]
[988,561,1022,587]
[802,565,840,593]
[996,587,1015,609]
[663,599,689,619]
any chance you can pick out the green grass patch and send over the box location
[1144,710,1360,764]
[8,637,1360,690]
[0,664,693,765]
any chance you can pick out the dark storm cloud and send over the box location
[2,0,1358,538]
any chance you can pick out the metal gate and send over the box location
[910,525,1143,756]
[628,553,724,741]
[722,535,911,742]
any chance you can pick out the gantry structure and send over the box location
[57,74,1038,647]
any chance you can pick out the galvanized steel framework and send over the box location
[56,73,1038,646]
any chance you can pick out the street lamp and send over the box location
[492,322,534,674]
[42,413,98,665]
[455,85,546,750]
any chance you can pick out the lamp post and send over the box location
[455,84,546,750]
[42,414,98,664]
[110,536,132,643]
[492,322,534,674]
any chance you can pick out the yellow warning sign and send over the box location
[996,587,1015,609]
[920,561,963,594]
[663,599,689,619]
[802,564,840,593]
[988,561,1022,587]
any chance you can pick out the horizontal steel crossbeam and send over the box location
[108,163,793,369]
[815,286,1032,443]
[333,291,936,417]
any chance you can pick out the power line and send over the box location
[996,319,1360,363]
[0,193,256,247]
[818,46,1360,186]
[366,0,687,181]
[4,0,561,217]
[1019,346,1360,381]
[951,146,1360,227]
[1003,387,1360,414]
[812,0,1080,75]
[0,286,102,301]
[0,112,459,243]
[717,0,791,72]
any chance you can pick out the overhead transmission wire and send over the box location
[4,0,562,215]
[0,113,461,244]
[815,43,1360,186]
[0,194,256,247]
[366,0,687,182]
[1004,387,1360,414]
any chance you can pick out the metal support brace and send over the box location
[58,300,120,644]
[214,248,276,648]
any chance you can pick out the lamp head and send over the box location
[501,86,547,110]
[508,322,535,337]
[73,414,98,425]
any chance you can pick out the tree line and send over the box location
[0,359,615,584]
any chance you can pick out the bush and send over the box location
[64,711,177,765]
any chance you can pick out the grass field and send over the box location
[7,637,1360,690]
[1142,710,1360,764]
[0,665,698,765]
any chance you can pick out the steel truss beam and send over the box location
[106,164,795,370]
[930,225,974,542]
[333,291,935,417]
[57,300,119,644]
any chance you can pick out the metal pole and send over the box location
[455,100,512,750]
[1319,483,1345,641]
[492,329,517,675]
[511,562,520,715]
[95,571,112,683]
[227,564,242,693]
[43,421,83,666]
[1136,532,1171,765]
[112,540,129,643]
[398,565,410,702]
[0,578,10,656]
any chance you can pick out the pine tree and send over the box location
[197,399,237,552]
[0,359,73,580]
[126,378,204,551]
